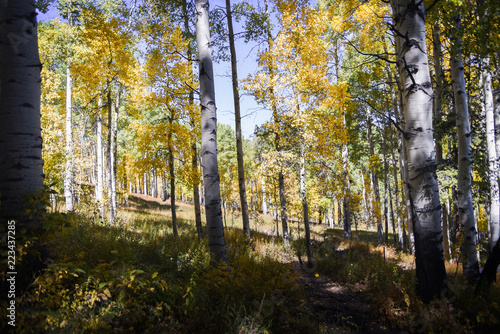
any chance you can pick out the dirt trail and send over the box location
[295,264,405,333]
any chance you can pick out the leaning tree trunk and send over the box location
[195,0,228,264]
[483,58,500,252]
[391,0,446,302]
[450,14,479,283]
[226,0,251,240]
[0,0,44,225]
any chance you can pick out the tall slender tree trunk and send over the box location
[432,22,444,166]
[64,61,74,212]
[385,47,406,251]
[483,58,500,252]
[195,0,228,264]
[342,114,351,240]
[182,0,203,240]
[106,90,116,226]
[226,0,250,240]
[64,1,75,212]
[367,108,383,243]
[96,99,104,217]
[0,0,44,224]
[168,132,178,238]
[111,87,119,221]
[262,177,268,215]
[450,14,479,283]
[391,0,446,302]
[493,88,500,160]
[383,125,393,244]
[443,195,452,261]
[300,143,313,267]
[264,0,289,245]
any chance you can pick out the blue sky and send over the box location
[37,0,271,139]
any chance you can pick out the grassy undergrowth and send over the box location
[296,230,500,333]
[2,205,315,333]
[2,197,500,333]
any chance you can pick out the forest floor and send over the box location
[127,193,407,333]
[296,264,405,333]
[19,193,496,333]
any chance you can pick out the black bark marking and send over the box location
[27,62,43,70]
[406,64,419,74]
[13,162,29,169]
[20,103,33,108]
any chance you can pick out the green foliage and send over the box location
[9,208,312,333]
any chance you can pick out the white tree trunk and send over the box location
[391,0,446,302]
[367,108,383,243]
[64,62,74,212]
[195,0,228,264]
[261,177,268,215]
[450,17,479,282]
[483,58,500,251]
[494,88,500,161]
[300,143,313,267]
[96,99,104,217]
[0,0,44,224]
[226,0,250,240]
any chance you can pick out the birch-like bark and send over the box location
[342,113,351,240]
[264,0,289,245]
[494,88,500,160]
[300,143,313,267]
[367,108,383,244]
[226,0,250,240]
[111,87,120,221]
[432,22,444,166]
[262,177,268,215]
[483,58,500,251]
[64,61,74,212]
[106,91,115,225]
[383,125,394,244]
[96,99,104,217]
[391,0,446,302]
[168,129,178,237]
[385,49,408,251]
[181,0,203,240]
[0,0,44,224]
[195,0,228,263]
[450,14,479,283]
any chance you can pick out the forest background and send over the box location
[1,0,500,333]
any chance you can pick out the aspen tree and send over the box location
[450,13,479,283]
[0,0,44,223]
[225,0,251,240]
[195,0,228,264]
[390,0,446,302]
